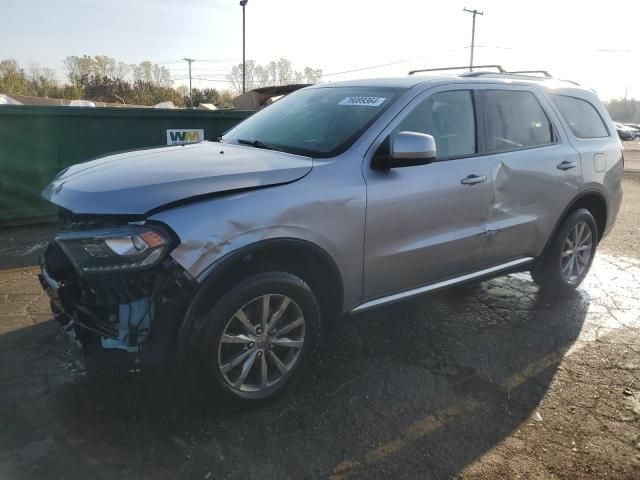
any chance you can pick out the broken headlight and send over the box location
[55,224,173,275]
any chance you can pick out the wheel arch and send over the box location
[177,238,344,359]
[541,189,608,258]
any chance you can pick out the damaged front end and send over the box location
[39,211,194,355]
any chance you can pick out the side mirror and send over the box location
[387,131,436,168]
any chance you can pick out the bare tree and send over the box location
[303,67,322,84]
[132,61,171,87]
[113,61,130,81]
[276,58,293,85]
[228,58,322,93]
[28,64,56,83]
[228,60,256,93]
[266,61,278,85]
[27,63,58,96]
[151,64,171,87]
[132,61,152,83]
[254,64,270,88]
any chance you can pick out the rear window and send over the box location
[550,95,609,139]
[484,90,555,153]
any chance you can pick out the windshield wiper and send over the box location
[236,138,282,152]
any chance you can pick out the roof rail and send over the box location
[460,70,554,80]
[407,66,581,86]
[408,65,506,75]
[508,70,552,78]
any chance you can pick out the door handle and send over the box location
[460,174,487,185]
[557,160,578,170]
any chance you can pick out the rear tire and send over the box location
[531,208,597,292]
[191,271,321,408]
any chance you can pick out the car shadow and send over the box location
[0,272,589,479]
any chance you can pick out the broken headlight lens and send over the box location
[55,225,172,275]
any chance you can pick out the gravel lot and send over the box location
[624,140,640,172]
[1,175,639,479]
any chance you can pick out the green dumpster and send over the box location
[0,105,252,223]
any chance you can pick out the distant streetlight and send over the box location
[240,0,248,93]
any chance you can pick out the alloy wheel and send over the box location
[217,294,305,393]
[560,221,593,282]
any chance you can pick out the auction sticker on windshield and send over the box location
[338,96,386,107]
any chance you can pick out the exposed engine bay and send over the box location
[39,211,193,354]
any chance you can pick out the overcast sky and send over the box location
[2,0,638,99]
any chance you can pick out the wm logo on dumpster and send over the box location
[166,129,204,145]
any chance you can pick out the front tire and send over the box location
[531,208,597,292]
[193,271,321,407]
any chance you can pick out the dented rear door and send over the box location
[478,87,582,264]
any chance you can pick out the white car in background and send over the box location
[615,122,638,141]
[624,124,640,138]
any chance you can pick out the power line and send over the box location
[167,68,231,74]
[321,58,419,77]
[320,50,469,78]
[159,58,238,65]
[172,76,234,83]
[197,58,240,63]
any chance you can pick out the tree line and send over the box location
[0,56,234,107]
[227,58,322,92]
[606,98,640,123]
[1,57,637,119]
[0,55,324,108]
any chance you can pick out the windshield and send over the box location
[222,86,404,157]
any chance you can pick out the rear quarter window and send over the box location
[550,95,609,139]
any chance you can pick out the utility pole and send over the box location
[240,0,248,93]
[183,57,195,107]
[463,8,483,72]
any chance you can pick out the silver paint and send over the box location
[352,257,534,312]
[43,142,313,215]
[42,75,624,315]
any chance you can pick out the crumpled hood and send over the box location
[42,142,313,215]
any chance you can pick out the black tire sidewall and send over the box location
[536,208,597,290]
[194,271,321,407]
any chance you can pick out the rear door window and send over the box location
[483,90,555,153]
[394,90,476,159]
[550,95,609,139]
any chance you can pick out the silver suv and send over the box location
[40,69,623,406]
